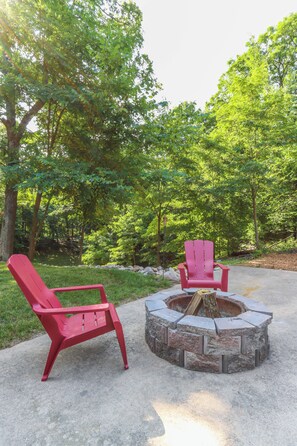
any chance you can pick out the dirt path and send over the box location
[243,251,297,271]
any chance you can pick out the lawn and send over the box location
[0,262,171,349]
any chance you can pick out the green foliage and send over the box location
[264,237,297,253]
[0,0,158,259]
[1,6,296,266]
[205,14,297,250]
[82,229,114,265]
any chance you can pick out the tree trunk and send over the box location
[79,225,85,263]
[28,191,43,261]
[132,249,136,266]
[0,76,44,260]
[156,211,161,266]
[28,193,52,261]
[202,290,221,318]
[0,134,19,260]
[0,185,18,261]
[251,186,260,249]
[0,88,19,260]
[65,215,70,239]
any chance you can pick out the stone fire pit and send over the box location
[145,289,273,373]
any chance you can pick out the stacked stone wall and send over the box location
[145,290,272,373]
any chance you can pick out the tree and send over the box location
[135,102,202,265]
[0,0,157,260]
[207,15,297,249]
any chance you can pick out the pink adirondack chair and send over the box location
[7,254,128,381]
[178,240,229,291]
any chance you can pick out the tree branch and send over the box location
[17,99,45,139]
[50,106,65,152]
[0,117,8,128]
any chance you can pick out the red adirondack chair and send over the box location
[178,240,229,291]
[7,254,128,381]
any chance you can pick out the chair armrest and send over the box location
[50,284,107,303]
[177,263,188,288]
[214,263,230,271]
[214,263,229,292]
[33,303,110,315]
[108,303,121,325]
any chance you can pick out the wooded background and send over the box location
[0,1,296,265]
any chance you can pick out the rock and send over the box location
[133,265,143,272]
[156,268,165,275]
[163,268,180,281]
[91,263,181,281]
[142,266,155,275]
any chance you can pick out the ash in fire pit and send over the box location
[145,289,273,373]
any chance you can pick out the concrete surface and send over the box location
[1,266,297,446]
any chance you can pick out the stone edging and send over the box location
[145,289,273,373]
[84,265,180,281]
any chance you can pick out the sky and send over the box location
[133,0,297,108]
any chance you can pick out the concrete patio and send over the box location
[1,266,297,446]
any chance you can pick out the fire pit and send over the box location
[145,289,273,373]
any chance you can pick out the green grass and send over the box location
[0,262,171,349]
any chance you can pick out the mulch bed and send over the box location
[243,252,297,272]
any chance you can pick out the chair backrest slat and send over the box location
[185,240,214,280]
[7,255,66,339]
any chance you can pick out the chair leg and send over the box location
[221,270,229,292]
[114,323,129,370]
[42,341,63,381]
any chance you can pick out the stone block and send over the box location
[259,341,270,363]
[230,295,273,316]
[168,329,203,355]
[145,330,155,352]
[216,292,237,298]
[239,311,272,328]
[184,351,222,373]
[146,288,183,301]
[204,335,241,355]
[145,319,167,343]
[214,317,255,335]
[241,327,268,354]
[145,291,170,302]
[145,300,167,313]
[148,308,184,329]
[222,353,256,373]
[177,315,217,336]
[155,339,184,366]
[182,288,199,294]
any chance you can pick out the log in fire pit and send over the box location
[145,289,273,373]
